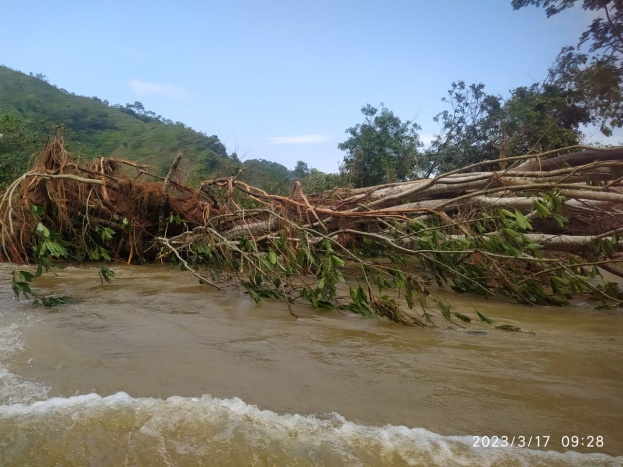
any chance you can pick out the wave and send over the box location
[1,392,619,467]
[0,319,49,406]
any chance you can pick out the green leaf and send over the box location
[98,266,115,285]
[31,205,45,220]
[553,212,568,227]
[38,295,77,307]
[100,248,111,261]
[454,312,471,323]
[14,270,36,282]
[43,239,68,258]
[514,210,532,230]
[100,227,115,241]
[503,228,522,241]
[476,310,494,325]
[248,289,260,304]
[330,255,345,268]
[36,222,50,238]
[438,300,451,321]
[532,200,550,217]
[268,250,278,265]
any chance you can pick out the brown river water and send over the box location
[0,263,621,466]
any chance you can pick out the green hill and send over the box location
[0,65,319,192]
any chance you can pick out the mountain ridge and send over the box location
[0,65,311,191]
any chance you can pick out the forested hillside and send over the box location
[0,66,324,192]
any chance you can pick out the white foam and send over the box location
[1,392,620,466]
[0,319,50,405]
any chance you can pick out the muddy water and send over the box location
[0,263,621,466]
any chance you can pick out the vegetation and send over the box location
[339,104,421,187]
[1,2,622,325]
[512,0,622,136]
[2,133,621,323]
[339,1,622,181]
[0,66,338,194]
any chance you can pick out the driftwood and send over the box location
[1,132,622,325]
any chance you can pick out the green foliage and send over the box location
[512,0,623,136]
[454,312,472,323]
[476,310,494,324]
[339,104,422,187]
[98,266,115,285]
[35,222,69,259]
[424,81,584,174]
[511,0,622,56]
[344,285,373,317]
[546,47,622,136]
[156,184,623,329]
[10,207,116,306]
[503,83,586,151]
[300,169,344,193]
[1,66,339,193]
[238,159,296,194]
[293,160,311,179]
[425,82,503,174]
[0,114,49,189]
[11,267,76,307]
[11,269,38,299]
[0,66,238,182]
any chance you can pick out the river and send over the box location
[0,263,621,466]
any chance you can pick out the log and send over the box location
[3,135,623,323]
[514,147,623,171]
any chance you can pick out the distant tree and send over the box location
[293,160,310,178]
[424,82,503,175]
[133,101,145,114]
[424,80,587,174]
[204,135,228,157]
[512,0,623,135]
[502,82,587,152]
[339,104,421,187]
[300,168,344,193]
[29,72,49,83]
[239,159,296,194]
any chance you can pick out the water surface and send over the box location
[1,264,621,465]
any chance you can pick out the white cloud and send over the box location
[268,134,330,144]
[128,79,187,99]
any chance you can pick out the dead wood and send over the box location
[2,134,622,323]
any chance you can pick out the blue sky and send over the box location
[0,0,601,173]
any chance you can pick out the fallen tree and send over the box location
[1,132,622,325]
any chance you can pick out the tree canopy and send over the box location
[512,0,622,58]
[339,104,421,187]
[335,2,623,185]
[513,0,623,135]
[0,66,336,193]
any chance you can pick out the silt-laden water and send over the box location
[0,264,621,466]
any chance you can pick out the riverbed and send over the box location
[0,263,621,466]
